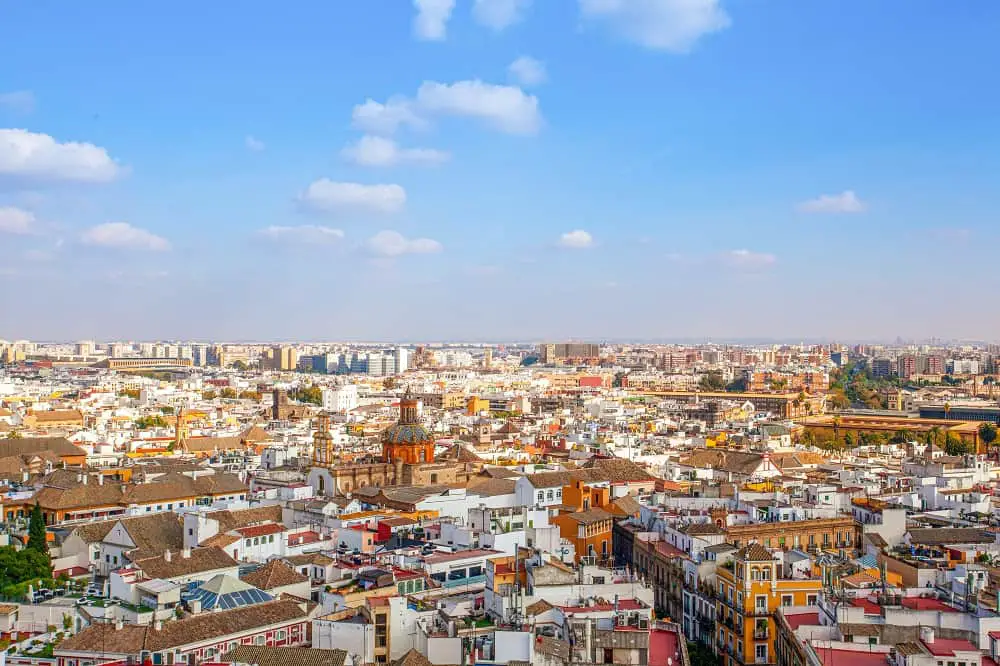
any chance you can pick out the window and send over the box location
[781,595,792,607]
[806,594,818,605]
[547,490,554,500]
[254,537,259,545]
[755,645,768,662]
[188,528,193,536]
[255,636,265,646]
[537,491,544,501]
[245,539,251,547]
[269,535,275,543]
[276,630,286,640]
[755,596,767,612]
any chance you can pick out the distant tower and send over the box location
[313,413,334,466]
[484,348,493,370]
[174,408,188,450]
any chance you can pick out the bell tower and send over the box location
[313,413,334,466]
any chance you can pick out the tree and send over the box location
[827,390,850,411]
[979,422,997,451]
[383,376,398,390]
[889,429,914,445]
[290,385,323,405]
[27,503,47,554]
[698,372,726,392]
[5,430,22,439]
[219,388,237,399]
[135,415,168,429]
[944,434,971,456]
[231,360,249,371]
[843,432,855,449]
[725,376,747,392]
[202,390,217,400]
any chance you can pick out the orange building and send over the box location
[715,544,823,666]
[381,392,434,465]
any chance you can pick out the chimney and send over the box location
[189,598,202,615]
[115,618,123,630]
[164,549,172,563]
[97,474,104,486]
[78,473,88,485]
[920,627,935,645]
[181,547,191,559]
[154,619,163,631]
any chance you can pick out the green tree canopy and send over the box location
[290,385,323,405]
[944,434,971,456]
[698,372,726,392]
[979,422,998,448]
[27,502,47,554]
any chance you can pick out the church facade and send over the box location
[308,393,482,497]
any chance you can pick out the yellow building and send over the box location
[715,544,822,666]
[466,396,490,415]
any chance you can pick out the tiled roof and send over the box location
[0,436,85,458]
[738,542,774,562]
[69,512,184,559]
[221,646,346,666]
[235,523,285,538]
[391,650,436,666]
[581,457,655,483]
[565,508,613,526]
[133,547,238,580]
[56,599,310,654]
[240,561,308,591]
[909,527,993,545]
[212,504,284,532]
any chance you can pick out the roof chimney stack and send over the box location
[164,549,172,563]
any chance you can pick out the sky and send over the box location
[1,0,999,343]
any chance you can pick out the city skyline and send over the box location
[2,1,998,340]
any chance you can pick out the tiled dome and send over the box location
[383,423,432,445]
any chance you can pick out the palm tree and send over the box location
[979,422,998,457]
[985,376,996,400]
[944,402,952,420]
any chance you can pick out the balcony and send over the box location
[753,628,769,640]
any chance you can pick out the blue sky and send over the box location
[1,0,998,342]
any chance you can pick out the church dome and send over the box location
[383,423,432,445]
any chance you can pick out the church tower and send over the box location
[313,413,334,466]
[381,390,434,465]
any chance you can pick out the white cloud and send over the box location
[366,230,443,257]
[0,91,36,114]
[354,80,542,137]
[797,190,866,214]
[558,229,594,248]
[258,225,345,243]
[299,179,406,214]
[508,56,547,87]
[0,128,122,183]
[0,206,36,234]
[415,80,541,134]
[473,0,532,30]
[724,249,776,269]
[245,135,265,152]
[351,98,427,136]
[413,0,456,40]
[80,222,170,251]
[341,135,450,167]
[579,0,731,52]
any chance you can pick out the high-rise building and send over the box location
[75,340,95,357]
[263,345,298,371]
[871,358,894,379]
[394,347,409,374]
[897,355,917,379]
